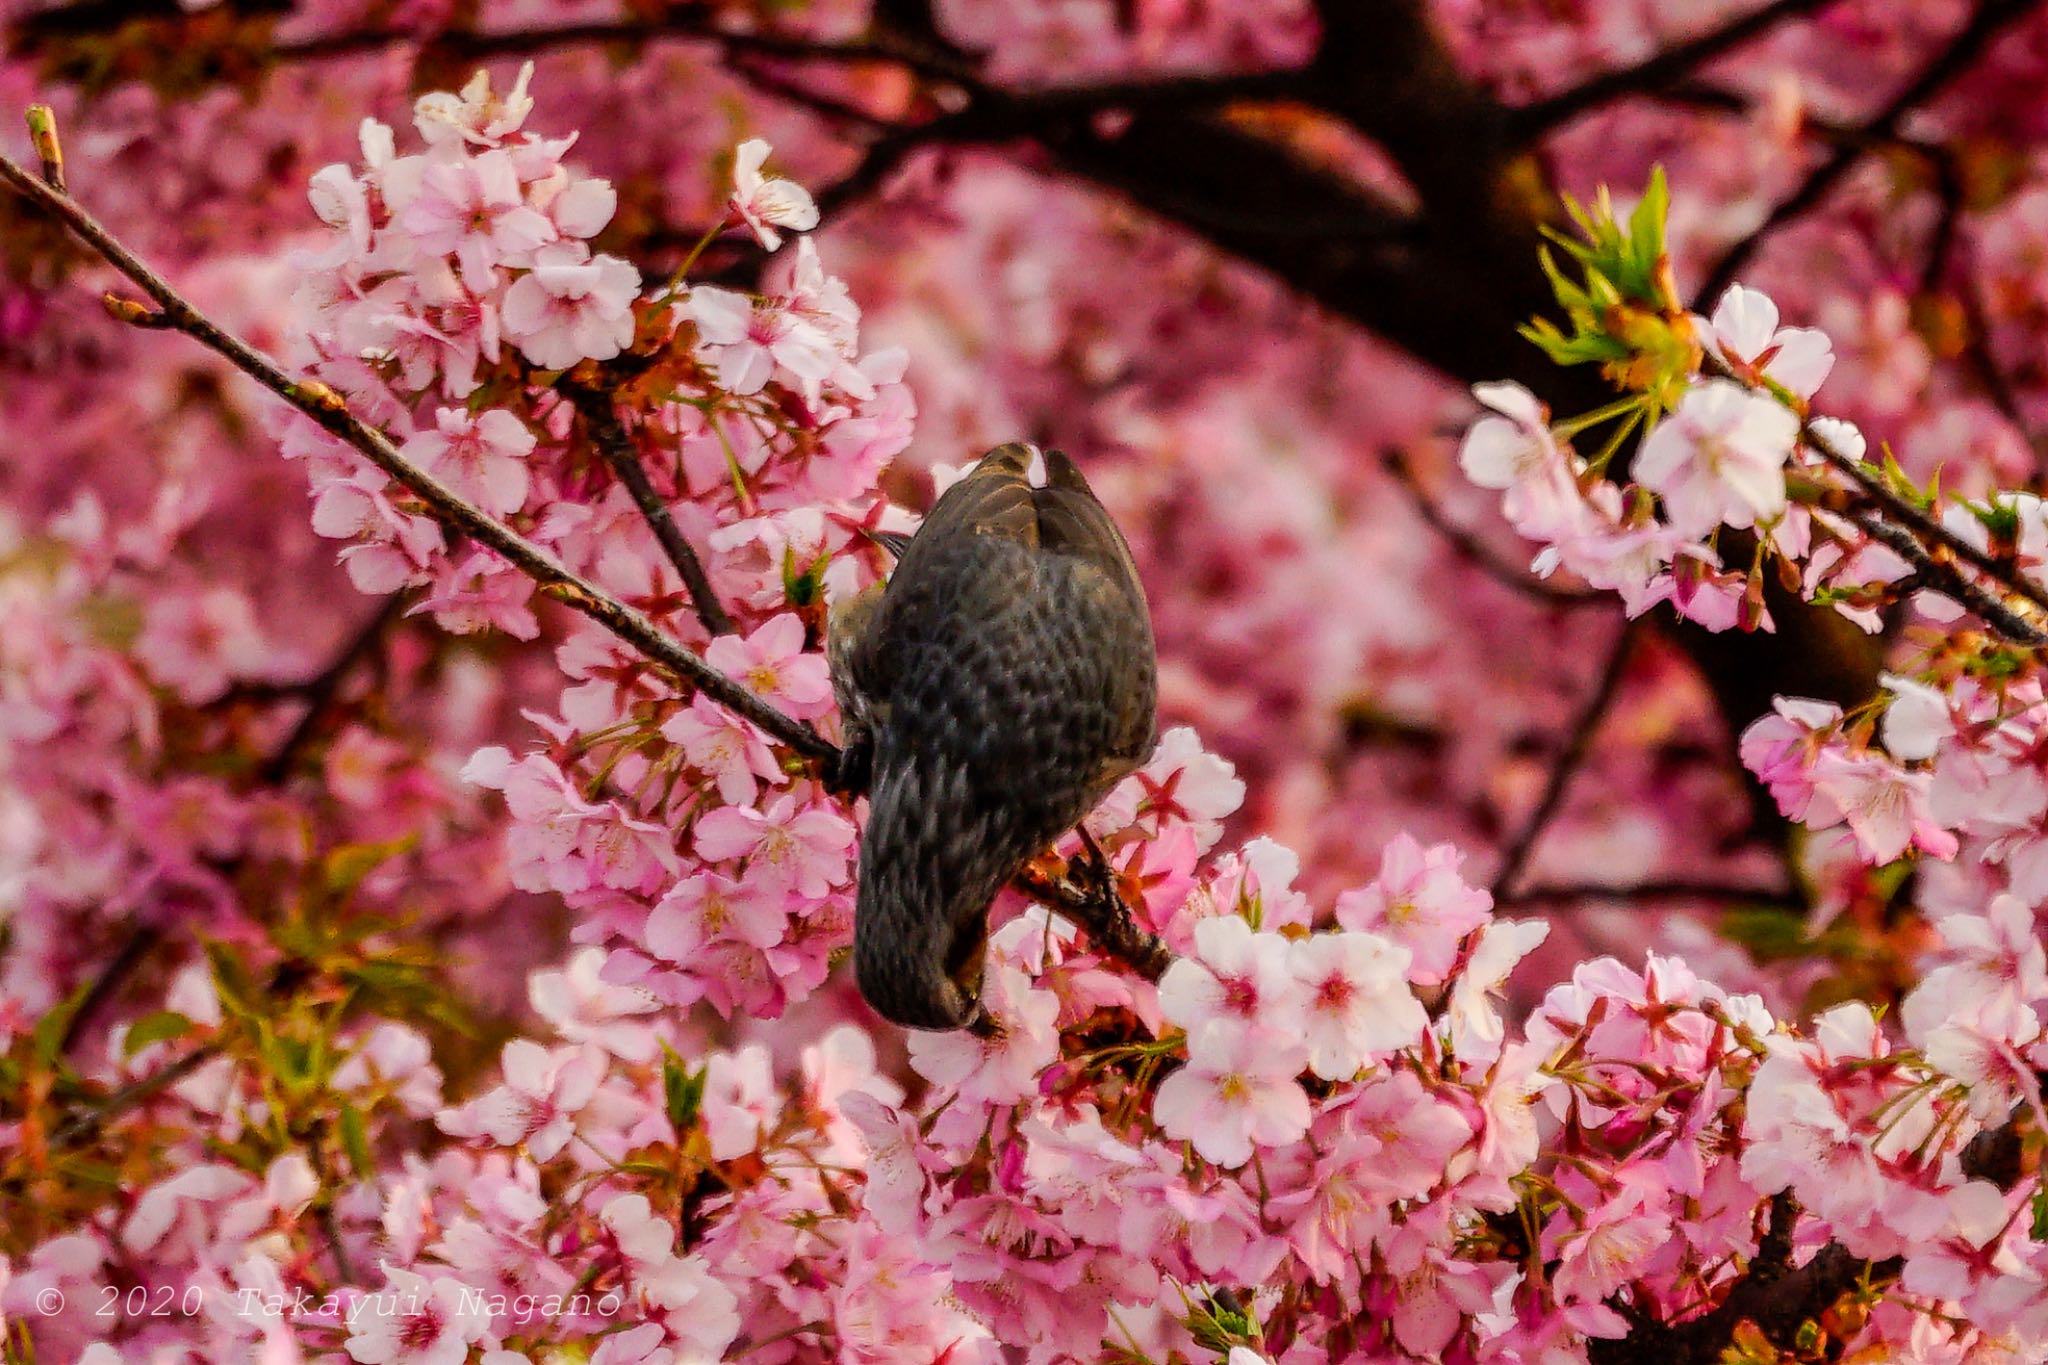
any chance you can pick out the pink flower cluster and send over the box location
[1459,283,1931,633]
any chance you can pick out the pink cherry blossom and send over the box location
[439,1040,606,1161]
[1335,832,1493,984]
[692,793,855,899]
[1457,381,1583,531]
[1702,282,1835,398]
[399,149,556,291]
[685,286,845,401]
[399,408,535,517]
[1286,931,1425,1080]
[702,1043,777,1160]
[660,696,784,806]
[728,138,820,250]
[1156,913,1305,1045]
[501,244,640,370]
[702,613,835,720]
[1634,379,1799,536]
[1153,1020,1311,1167]
[133,585,267,704]
[906,965,1061,1106]
[343,1266,492,1365]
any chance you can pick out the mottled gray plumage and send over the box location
[828,444,1158,1031]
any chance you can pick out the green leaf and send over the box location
[339,1103,373,1177]
[31,981,93,1068]
[1720,906,1815,961]
[122,1010,194,1057]
[1628,166,1669,289]
[206,941,263,1021]
[663,1044,707,1133]
[323,834,420,898]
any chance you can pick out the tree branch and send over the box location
[1797,395,2048,624]
[55,924,163,1057]
[1916,148,2048,482]
[1382,451,1604,605]
[0,147,834,767]
[48,1042,224,1147]
[259,592,409,782]
[1588,1243,1901,1365]
[1492,620,1640,895]
[1844,508,2048,644]
[561,379,735,638]
[1507,0,1845,143]
[1698,0,2046,304]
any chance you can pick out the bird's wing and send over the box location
[1033,449,1147,609]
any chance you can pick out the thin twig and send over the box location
[1017,861,1172,983]
[1800,406,2048,619]
[259,593,408,782]
[1698,0,2045,304]
[562,380,735,638]
[1492,621,1640,896]
[1509,0,1844,143]
[1382,451,1603,605]
[0,149,833,765]
[57,924,163,1056]
[1497,878,1803,910]
[48,1043,223,1147]
[1702,347,2048,627]
[1843,509,2048,644]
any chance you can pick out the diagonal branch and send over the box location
[1382,451,1604,605]
[1843,509,2048,644]
[1698,0,2046,304]
[0,147,833,766]
[1507,0,1845,143]
[561,380,735,638]
[1491,620,1640,896]
[259,592,409,782]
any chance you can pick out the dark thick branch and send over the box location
[1589,1243,1900,1365]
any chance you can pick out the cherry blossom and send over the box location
[728,139,820,251]
[1152,1020,1312,1167]
[1634,379,1799,537]
[1702,281,1835,398]
[500,244,640,370]
[400,407,535,517]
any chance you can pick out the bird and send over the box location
[827,443,1159,1031]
